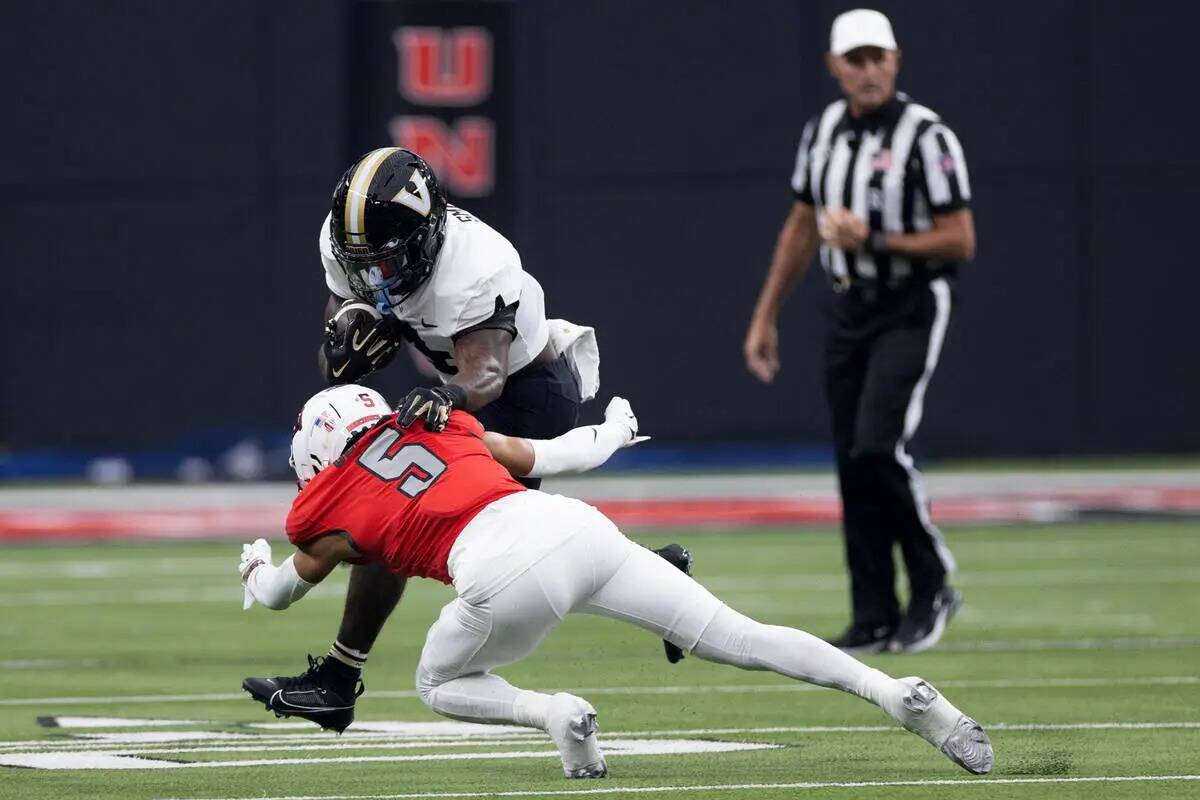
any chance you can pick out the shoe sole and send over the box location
[892,591,961,654]
[564,716,607,780]
[553,700,607,779]
[941,714,994,775]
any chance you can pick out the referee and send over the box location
[744,9,976,654]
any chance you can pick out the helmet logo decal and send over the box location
[345,147,402,244]
[391,167,432,217]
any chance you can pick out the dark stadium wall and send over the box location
[1,0,1197,459]
[510,0,1200,457]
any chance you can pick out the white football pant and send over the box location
[415,491,903,732]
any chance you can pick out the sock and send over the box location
[512,689,554,730]
[692,605,900,708]
[322,640,368,685]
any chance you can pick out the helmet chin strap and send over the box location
[377,284,419,314]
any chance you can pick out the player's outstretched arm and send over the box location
[483,397,649,478]
[239,534,358,611]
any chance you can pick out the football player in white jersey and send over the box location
[316,149,550,405]
[268,148,692,728]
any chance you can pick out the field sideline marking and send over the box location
[3,674,1196,707]
[154,774,1200,799]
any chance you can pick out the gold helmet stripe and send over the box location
[345,148,401,245]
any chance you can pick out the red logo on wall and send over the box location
[394,27,492,106]
[391,25,495,197]
[389,116,494,196]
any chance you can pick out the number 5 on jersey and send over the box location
[358,428,447,497]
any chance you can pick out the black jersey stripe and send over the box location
[866,118,900,284]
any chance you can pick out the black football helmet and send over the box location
[329,148,448,310]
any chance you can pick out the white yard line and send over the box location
[153,774,1200,800]
[3,720,1199,755]
[937,636,1200,652]
[0,558,231,579]
[0,739,777,770]
[3,674,1197,707]
[0,583,349,607]
[704,566,1200,592]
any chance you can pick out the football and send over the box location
[329,299,382,338]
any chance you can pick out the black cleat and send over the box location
[889,586,962,653]
[651,544,693,664]
[242,654,364,733]
[827,622,897,656]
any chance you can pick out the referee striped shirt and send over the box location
[791,92,971,288]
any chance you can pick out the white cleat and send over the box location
[546,693,607,779]
[892,677,993,774]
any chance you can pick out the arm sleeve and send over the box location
[526,421,630,478]
[319,212,355,300]
[790,118,818,204]
[246,555,315,610]
[915,122,972,213]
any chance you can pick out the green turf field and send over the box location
[1,520,1198,799]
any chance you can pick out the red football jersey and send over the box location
[285,410,526,584]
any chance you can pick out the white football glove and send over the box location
[604,396,650,447]
[239,538,273,610]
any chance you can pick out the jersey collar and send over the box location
[841,91,908,135]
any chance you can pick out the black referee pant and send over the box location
[824,276,957,629]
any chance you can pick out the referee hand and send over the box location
[820,207,868,251]
[744,316,780,383]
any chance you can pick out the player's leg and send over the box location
[853,279,958,653]
[825,322,900,651]
[415,508,623,778]
[415,593,561,726]
[242,563,405,732]
[477,353,693,662]
[579,531,992,774]
[330,561,407,672]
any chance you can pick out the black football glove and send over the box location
[322,315,401,386]
[396,385,468,432]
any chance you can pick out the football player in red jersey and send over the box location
[240,385,993,779]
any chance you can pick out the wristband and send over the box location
[439,383,469,409]
[246,555,315,610]
[867,231,889,253]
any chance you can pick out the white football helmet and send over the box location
[290,385,390,487]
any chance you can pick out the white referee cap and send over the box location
[830,9,898,55]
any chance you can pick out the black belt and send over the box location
[833,277,892,303]
[831,276,932,305]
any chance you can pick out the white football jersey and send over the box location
[319,206,550,378]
